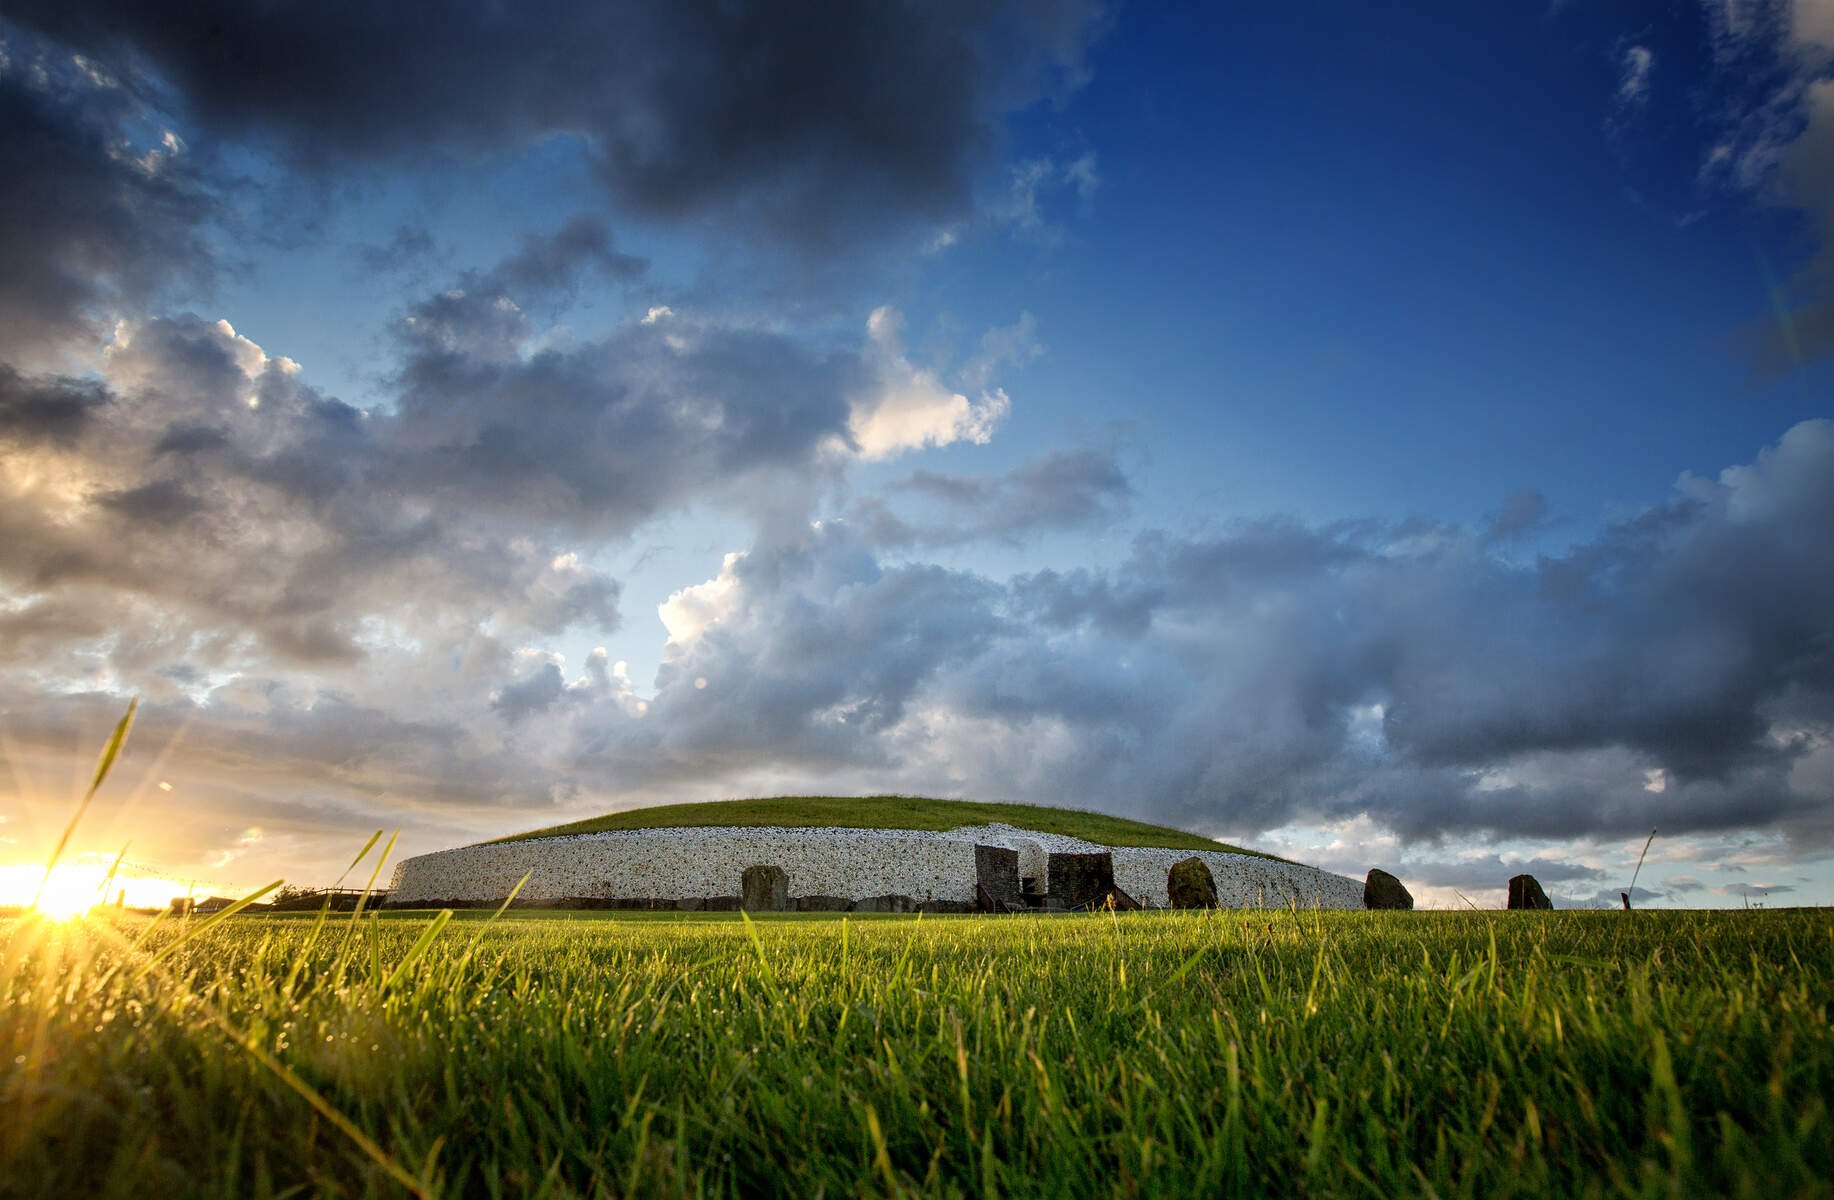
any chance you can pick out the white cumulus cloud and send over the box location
[845,306,1020,460]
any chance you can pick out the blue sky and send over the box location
[1,1,1831,909]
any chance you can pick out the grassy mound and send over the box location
[487,795,1272,856]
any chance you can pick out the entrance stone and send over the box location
[1167,857,1219,909]
[975,844,1022,911]
[1048,851,1115,910]
[741,864,789,912]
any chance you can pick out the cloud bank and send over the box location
[5,1,1104,252]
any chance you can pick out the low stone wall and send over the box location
[386,821,1364,910]
[1110,847,1362,909]
[388,826,985,906]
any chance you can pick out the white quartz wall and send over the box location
[388,826,984,904]
[963,824,1363,909]
[389,821,1365,909]
[1111,848,1362,908]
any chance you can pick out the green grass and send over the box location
[4,905,1829,1198]
[488,795,1267,856]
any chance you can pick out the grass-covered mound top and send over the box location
[488,795,1273,857]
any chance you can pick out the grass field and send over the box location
[488,795,1267,856]
[3,904,1829,1198]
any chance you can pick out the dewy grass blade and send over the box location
[737,907,782,1002]
[281,830,385,996]
[380,909,453,995]
[33,698,136,911]
[349,829,400,926]
[95,843,130,909]
[452,872,532,973]
[127,880,285,986]
[76,910,436,1198]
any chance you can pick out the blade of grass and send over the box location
[282,831,385,996]
[84,918,432,1198]
[380,910,453,994]
[127,880,284,985]
[1625,827,1658,911]
[33,698,136,910]
[452,872,532,973]
[348,829,400,927]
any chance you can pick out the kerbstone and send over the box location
[1167,857,1219,908]
[1507,874,1553,910]
[741,864,789,912]
[1364,868,1413,910]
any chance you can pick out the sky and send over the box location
[1,0,1832,910]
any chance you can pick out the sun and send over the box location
[0,862,173,920]
[15,864,106,920]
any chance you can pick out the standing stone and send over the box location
[741,864,789,912]
[1507,874,1553,910]
[1048,851,1116,911]
[1167,858,1220,909]
[975,844,1022,911]
[1363,868,1414,910]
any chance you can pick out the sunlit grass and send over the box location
[3,906,1829,1197]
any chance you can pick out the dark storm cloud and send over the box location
[856,447,1133,547]
[639,527,1006,767]
[0,39,214,364]
[562,420,1834,846]
[491,215,646,294]
[1401,855,1604,889]
[389,298,858,537]
[0,684,562,824]
[8,0,1105,249]
[0,365,109,443]
[491,663,568,723]
[0,314,627,670]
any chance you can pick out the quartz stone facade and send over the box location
[386,821,1364,910]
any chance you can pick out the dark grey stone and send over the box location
[702,896,742,912]
[918,899,975,914]
[1167,858,1219,909]
[794,895,852,912]
[741,864,789,912]
[1507,874,1553,911]
[975,844,1022,910]
[1363,868,1413,910]
[1048,851,1116,910]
